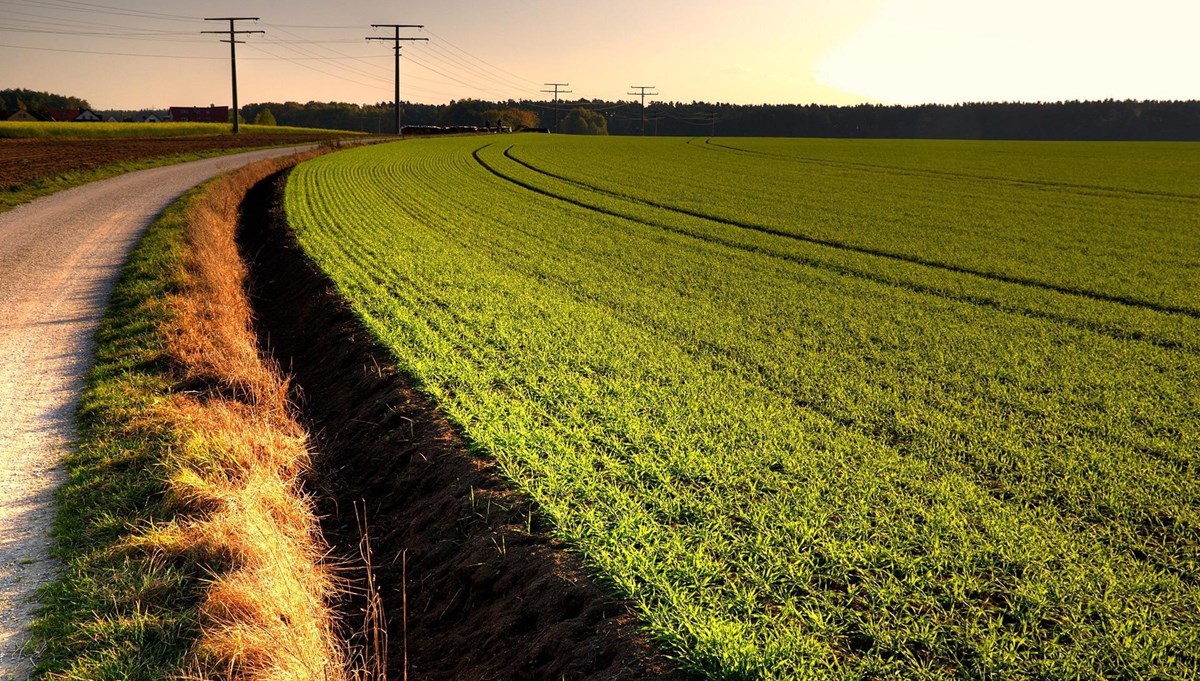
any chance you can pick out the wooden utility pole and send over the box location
[627,85,658,136]
[540,83,572,132]
[367,24,427,135]
[202,17,263,134]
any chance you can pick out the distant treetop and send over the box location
[1,88,90,114]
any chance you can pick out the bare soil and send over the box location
[238,171,696,680]
[0,134,339,188]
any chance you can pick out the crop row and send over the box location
[285,136,1198,679]
[510,136,1200,317]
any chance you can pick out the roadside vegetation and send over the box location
[285,135,1199,679]
[32,153,346,680]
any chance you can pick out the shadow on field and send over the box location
[236,170,692,681]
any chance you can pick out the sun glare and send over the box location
[817,0,1200,104]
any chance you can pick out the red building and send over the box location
[169,106,229,123]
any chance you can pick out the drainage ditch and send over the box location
[236,170,692,680]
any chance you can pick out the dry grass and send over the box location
[153,153,350,681]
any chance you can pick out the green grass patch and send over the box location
[0,121,355,139]
[28,190,202,680]
[285,136,1200,679]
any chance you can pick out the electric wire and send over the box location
[421,28,540,88]
[8,0,199,23]
[0,42,221,58]
[0,4,550,104]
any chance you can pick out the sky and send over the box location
[1,0,1197,110]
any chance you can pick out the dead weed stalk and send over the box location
[146,151,378,681]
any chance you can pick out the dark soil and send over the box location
[237,170,695,680]
[0,134,342,187]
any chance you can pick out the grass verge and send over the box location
[30,152,346,680]
[29,185,201,679]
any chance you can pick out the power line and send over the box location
[367,23,427,134]
[386,50,515,99]
[244,42,386,91]
[14,0,200,23]
[257,21,515,100]
[0,42,222,58]
[0,25,205,40]
[541,83,572,132]
[202,17,263,133]
[418,38,534,95]
[0,5,552,107]
[523,101,634,113]
[627,85,659,136]
[258,22,527,100]
[256,23,369,29]
[258,24,391,85]
[0,7,197,33]
[422,28,540,89]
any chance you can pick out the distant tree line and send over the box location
[1,88,90,112]
[632,100,1200,141]
[240,98,1200,140]
[7,89,1196,140]
[238,100,543,134]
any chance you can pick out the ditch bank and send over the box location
[237,169,693,680]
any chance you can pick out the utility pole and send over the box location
[540,83,571,132]
[367,24,427,135]
[711,112,717,137]
[627,85,658,136]
[203,18,263,134]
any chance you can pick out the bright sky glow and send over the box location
[817,0,1200,104]
[0,0,1195,109]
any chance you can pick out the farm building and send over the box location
[43,108,102,122]
[169,105,229,123]
[1,109,44,122]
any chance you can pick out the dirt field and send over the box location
[0,133,341,187]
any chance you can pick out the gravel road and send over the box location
[0,145,316,677]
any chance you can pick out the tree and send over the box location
[482,107,540,130]
[561,108,608,135]
[499,107,537,130]
[254,107,277,126]
[1,88,89,112]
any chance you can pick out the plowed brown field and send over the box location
[0,133,340,187]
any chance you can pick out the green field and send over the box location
[284,135,1199,679]
[0,121,346,138]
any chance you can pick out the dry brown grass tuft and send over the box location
[147,152,352,681]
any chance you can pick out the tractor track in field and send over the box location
[237,169,695,681]
[498,145,1200,320]
[469,145,1198,355]
[0,145,323,678]
[692,138,1200,202]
